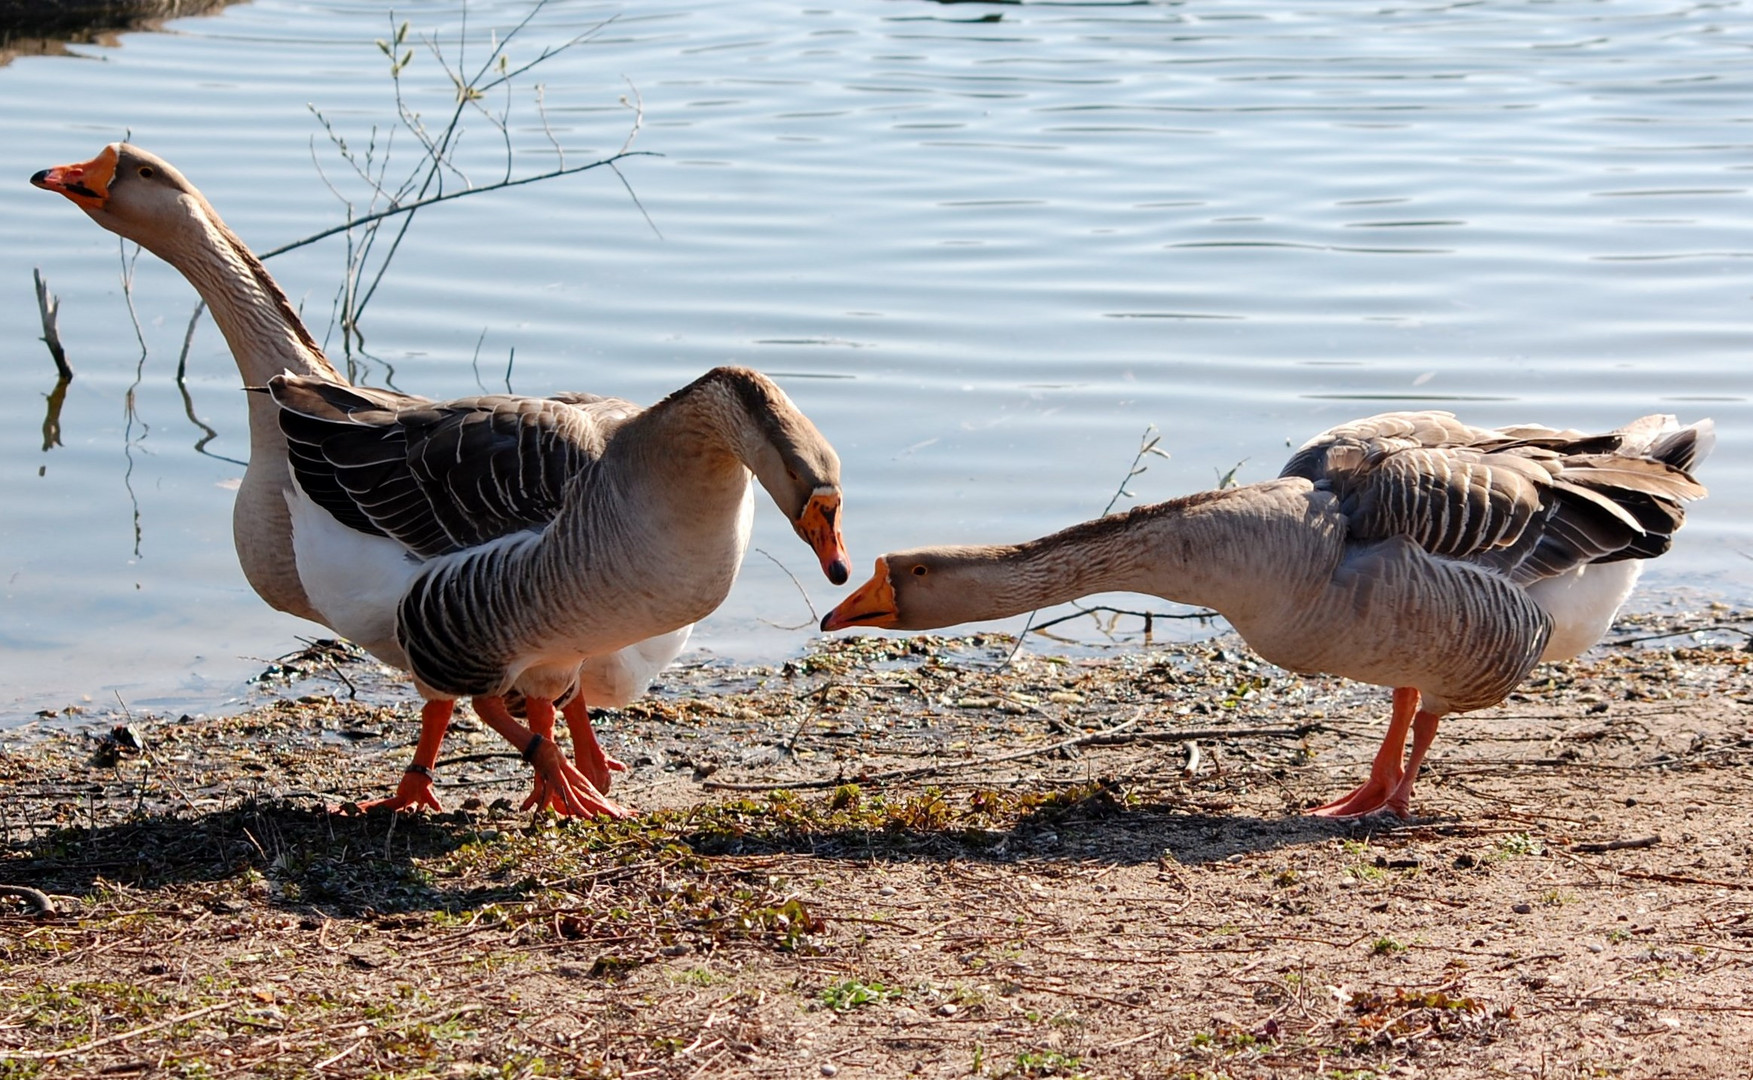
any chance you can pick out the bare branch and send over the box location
[258,151,659,261]
[1102,424,1168,517]
[753,546,821,628]
[32,268,71,380]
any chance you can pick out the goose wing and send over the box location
[269,374,638,559]
[1282,411,1708,585]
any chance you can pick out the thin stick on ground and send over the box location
[9,1002,230,1061]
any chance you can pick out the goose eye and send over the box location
[911,564,928,577]
[137,166,156,179]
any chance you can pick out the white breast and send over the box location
[284,484,420,667]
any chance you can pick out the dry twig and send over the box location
[33,267,71,380]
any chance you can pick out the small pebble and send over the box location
[936,1003,958,1017]
[821,1064,839,1077]
[878,886,896,897]
[1512,902,1533,915]
[1588,943,1605,954]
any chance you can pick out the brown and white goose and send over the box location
[31,143,850,813]
[822,411,1711,819]
[268,366,849,816]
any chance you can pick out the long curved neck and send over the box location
[934,520,1170,622]
[134,201,343,623]
[145,204,341,388]
[925,485,1335,625]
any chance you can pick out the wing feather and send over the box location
[269,374,639,559]
[1282,410,1709,586]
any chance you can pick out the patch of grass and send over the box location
[1370,936,1406,956]
[1349,862,1387,883]
[820,978,901,1011]
[1491,832,1543,860]
[1011,1048,1085,1077]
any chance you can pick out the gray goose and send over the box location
[821,411,1710,818]
[30,143,849,812]
[270,366,849,817]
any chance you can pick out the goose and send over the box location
[268,365,849,817]
[821,411,1711,819]
[31,142,850,813]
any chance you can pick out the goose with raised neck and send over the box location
[33,142,340,620]
[822,410,1711,819]
[31,144,852,815]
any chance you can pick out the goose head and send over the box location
[821,547,1008,631]
[32,143,216,260]
[746,422,851,587]
[684,366,851,585]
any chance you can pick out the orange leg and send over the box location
[345,698,452,814]
[1382,709,1441,819]
[517,697,560,811]
[561,697,628,794]
[473,695,628,819]
[1308,687,1420,818]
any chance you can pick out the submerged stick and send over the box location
[33,268,72,380]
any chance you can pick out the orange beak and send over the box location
[794,489,851,585]
[31,145,118,212]
[820,558,898,632]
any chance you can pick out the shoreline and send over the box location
[4,613,1753,1074]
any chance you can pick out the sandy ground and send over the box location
[3,609,1753,1079]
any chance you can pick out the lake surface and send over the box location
[2,0,1749,725]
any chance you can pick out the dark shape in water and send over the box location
[0,0,239,62]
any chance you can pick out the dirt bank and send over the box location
[3,610,1752,1078]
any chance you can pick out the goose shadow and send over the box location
[0,787,1395,921]
[677,784,1399,869]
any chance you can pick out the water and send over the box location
[2,0,1749,724]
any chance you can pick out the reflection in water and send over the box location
[177,378,243,467]
[0,0,240,67]
[119,244,152,559]
[171,299,246,465]
[121,374,146,560]
[38,374,68,456]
